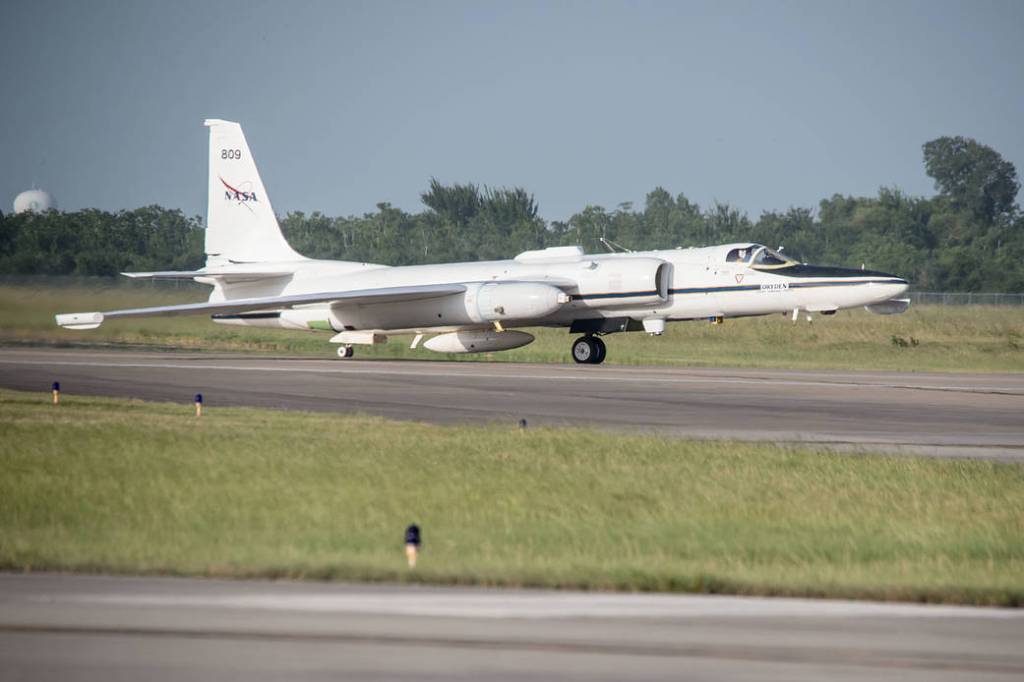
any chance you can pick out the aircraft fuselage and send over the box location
[210,243,909,336]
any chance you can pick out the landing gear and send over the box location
[336,345,355,359]
[571,336,606,365]
[592,336,606,364]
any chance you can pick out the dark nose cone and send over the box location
[773,263,907,284]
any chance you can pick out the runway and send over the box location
[1,347,1023,459]
[1,573,1021,681]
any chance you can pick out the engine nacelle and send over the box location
[423,330,535,354]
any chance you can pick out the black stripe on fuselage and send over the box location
[672,278,906,295]
[573,276,909,301]
[572,277,905,300]
[211,312,283,320]
[573,290,660,300]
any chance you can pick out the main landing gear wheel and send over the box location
[336,345,355,359]
[592,336,607,364]
[571,336,607,365]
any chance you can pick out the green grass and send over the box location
[2,279,1023,372]
[2,388,1022,605]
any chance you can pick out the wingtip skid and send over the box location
[56,312,104,330]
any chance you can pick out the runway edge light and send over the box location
[52,381,60,405]
[194,393,203,417]
[405,524,421,568]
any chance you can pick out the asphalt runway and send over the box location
[2,573,1022,681]
[1,347,1023,459]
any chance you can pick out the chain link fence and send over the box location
[910,292,1024,306]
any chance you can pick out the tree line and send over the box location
[1,135,1020,291]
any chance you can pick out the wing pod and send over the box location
[474,282,569,322]
[328,281,570,331]
[424,330,535,354]
[55,312,105,330]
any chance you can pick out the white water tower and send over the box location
[13,189,56,214]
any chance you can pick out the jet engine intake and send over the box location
[573,258,670,308]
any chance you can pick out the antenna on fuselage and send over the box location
[599,237,633,253]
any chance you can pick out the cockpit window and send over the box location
[750,246,792,269]
[725,247,751,263]
[725,244,794,267]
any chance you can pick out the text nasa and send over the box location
[219,174,258,203]
[225,188,258,202]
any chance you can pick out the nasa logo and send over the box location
[220,177,258,203]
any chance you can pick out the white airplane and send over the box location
[56,119,910,364]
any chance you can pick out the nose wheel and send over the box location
[336,345,355,359]
[571,336,606,364]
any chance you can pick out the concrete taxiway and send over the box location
[1,347,1022,459]
[1,573,1022,681]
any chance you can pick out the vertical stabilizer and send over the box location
[204,119,304,263]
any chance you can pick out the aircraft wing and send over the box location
[56,283,467,330]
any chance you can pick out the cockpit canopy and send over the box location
[725,244,794,269]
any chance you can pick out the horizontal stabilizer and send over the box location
[122,270,293,282]
[57,283,466,330]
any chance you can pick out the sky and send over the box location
[2,0,1022,223]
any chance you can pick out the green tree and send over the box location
[420,178,481,227]
[923,136,1019,225]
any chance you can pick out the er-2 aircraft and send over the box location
[57,119,911,364]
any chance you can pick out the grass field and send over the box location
[2,278,1023,371]
[1,388,1022,606]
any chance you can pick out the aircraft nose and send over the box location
[882,273,910,297]
[851,267,909,300]
[877,273,910,299]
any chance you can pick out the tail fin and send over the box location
[204,119,304,263]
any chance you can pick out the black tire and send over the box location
[336,345,354,359]
[571,337,595,364]
[591,336,607,364]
